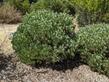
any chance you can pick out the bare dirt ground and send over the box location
[0,24,109,82]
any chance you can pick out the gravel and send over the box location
[0,55,109,82]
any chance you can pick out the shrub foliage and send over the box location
[76,24,109,76]
[5,0,30,14]
[30,0,75,15]
[70,0,109,25]
[12,10,76,64]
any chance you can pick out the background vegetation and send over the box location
[0,0,109,24]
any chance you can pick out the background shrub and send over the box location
[70,0,109,26]
[30,0,75,15]
[5,0,30,14]
[12,10,76,64]
[76,24,109,76]
[101,13,109,23]
[0,2,22,24]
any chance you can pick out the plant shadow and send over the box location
[34,54,83,72]
[0,54,16,72]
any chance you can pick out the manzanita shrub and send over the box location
[12,10,76,64]
[76,24,109,76]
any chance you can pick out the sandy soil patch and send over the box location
[0,24,19,55]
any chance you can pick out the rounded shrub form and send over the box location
[77,24,109,56]
[76,24,109,76]
[12,10,76,64]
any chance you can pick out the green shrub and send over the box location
[76,24,109,76]
[71,0,102,12]
[19,0,30,14]
[85,53,109,76]
[5,0,30,14]
[12,10,76,64]
[30,0,75,15]
[102,13,109,23]
[70,0,109,25]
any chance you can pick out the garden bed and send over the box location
[0,24,109,82]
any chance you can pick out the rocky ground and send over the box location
[0,24,109,82]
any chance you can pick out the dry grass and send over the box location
[0,3,22,24]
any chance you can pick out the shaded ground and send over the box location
[0,24,109,82]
